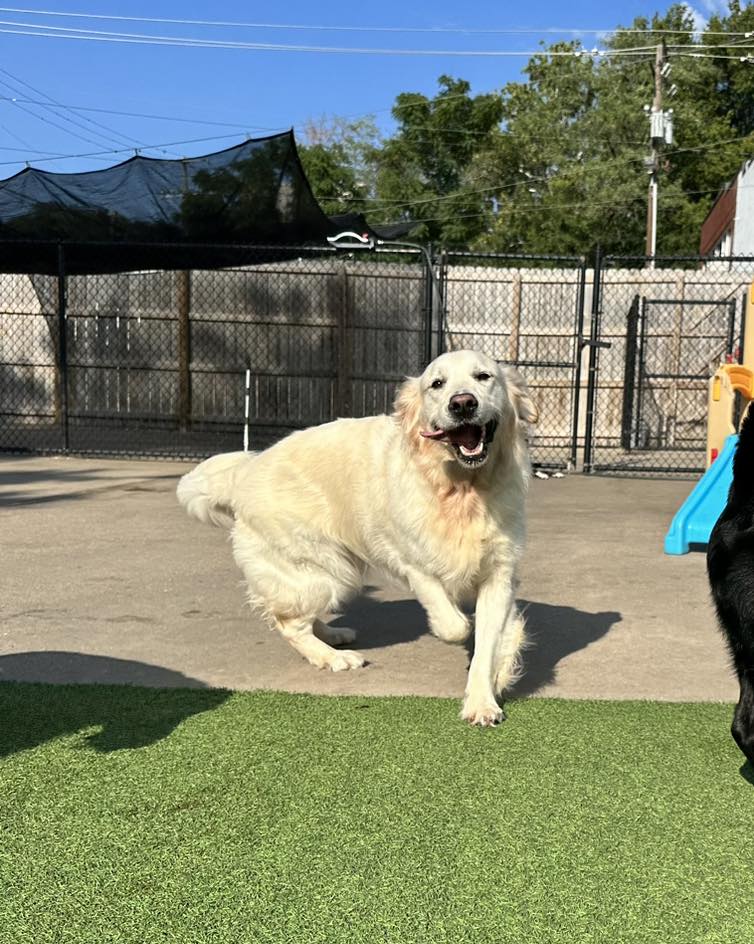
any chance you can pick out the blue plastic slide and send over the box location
[663,434,737,555]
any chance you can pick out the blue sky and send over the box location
[0,0,733,177]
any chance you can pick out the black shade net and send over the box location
[0,131,405,274]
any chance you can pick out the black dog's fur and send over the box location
[707,405,754,764]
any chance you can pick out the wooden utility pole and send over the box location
[645,41,669,267]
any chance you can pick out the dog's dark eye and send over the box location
[431,378,445,389]
[476,372,491,382]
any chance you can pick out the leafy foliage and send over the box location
[302,4,754,254]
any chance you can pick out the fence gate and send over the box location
[585,250,750,474]
[623,296,737,454]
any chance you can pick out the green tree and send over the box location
[295,4,754,255]
[370,75,504,247]
[297,116,381,216]
[478,4,754,255]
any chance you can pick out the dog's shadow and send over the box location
[333,592,621,697]
[503,599,621,696]
[332,592,429,649]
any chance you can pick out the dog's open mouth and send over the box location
[420,420,498,467]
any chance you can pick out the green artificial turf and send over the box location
[0,684,752,944]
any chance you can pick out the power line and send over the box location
[0,85,118,150]
[0,71,138,151]
[674,52,754,60]
[0,95,282,131]
[0,65,140,148]
[0,131,249,166]
[344,131,754,217]
[377,185,726,227]
[0,108,747,182]
[0,9,751,37]
[0,93,512,140]
[0,121,33,148]
[0,19,659,57]
[0,143,85,155]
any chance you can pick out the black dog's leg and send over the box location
[733,668,754,765]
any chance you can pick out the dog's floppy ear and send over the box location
[502,366,539,425]
[393,375,423,437]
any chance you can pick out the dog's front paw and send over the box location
[460,698,505,727]
[431,612,471,644]
[328,650,366,672]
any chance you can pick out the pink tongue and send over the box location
[420,425,482,448]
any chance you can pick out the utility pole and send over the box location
[645,40,674,267]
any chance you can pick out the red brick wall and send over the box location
[700,179,737,255]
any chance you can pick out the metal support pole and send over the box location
[56,242,69,452]
[423,247,434,366]
[243,364,251,452]
[177,270,191,432]
[582,249,603,472]
[569,260,588,469]
[335,263,352,417]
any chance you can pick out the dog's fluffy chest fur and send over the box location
[403,474,524,593]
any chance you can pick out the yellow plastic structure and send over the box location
[707,281,754,466]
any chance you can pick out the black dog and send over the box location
[707,406,754,765]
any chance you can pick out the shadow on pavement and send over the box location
[331,596,428,649]
[0,651,230,757]
[0,466,178,507]
[334,593,622,699]
[507,600,622,697]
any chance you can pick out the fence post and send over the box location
[335,263,352,416]
[668,273,686,447]
[437,251,448,356]
[422,247,434,365]
[56,242,69,452]
[621,294,641,451]
[635,297,648,448]
[582,248,603,473]
[508,273,522,363]
[177,270,191,431]
[569,260,588,469]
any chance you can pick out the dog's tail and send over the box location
[732,403,754,504]
[176,451,249,529]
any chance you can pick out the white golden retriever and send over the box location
[177,350,538,725]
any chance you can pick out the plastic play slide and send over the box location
[663,433,736,555]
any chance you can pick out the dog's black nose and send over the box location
[448,393,478,419]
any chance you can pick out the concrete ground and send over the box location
[0,454,737,702]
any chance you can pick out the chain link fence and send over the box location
[3,240,754,475]
[439,252,586,470]
[0,242,430,458]
[586,254,754,475]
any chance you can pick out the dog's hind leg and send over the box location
[276,616,365,672]
[232,524,365,672]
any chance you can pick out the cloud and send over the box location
[682,2,709,36]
